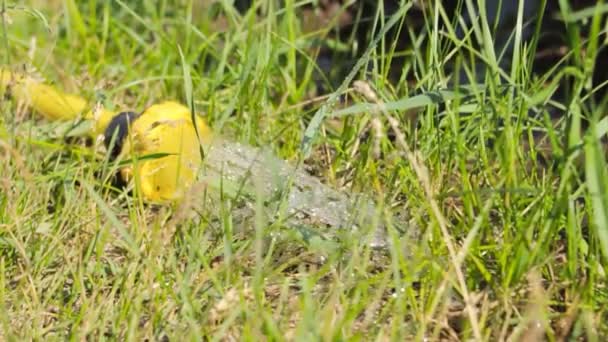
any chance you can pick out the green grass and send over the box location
[2,0,608,340]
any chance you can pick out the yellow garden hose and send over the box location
[1,68,116,137]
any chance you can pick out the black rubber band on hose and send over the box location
[103,111,139,160]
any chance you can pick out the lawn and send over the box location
[1,1,608,340]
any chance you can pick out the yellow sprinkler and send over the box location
[1,68,212,204]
